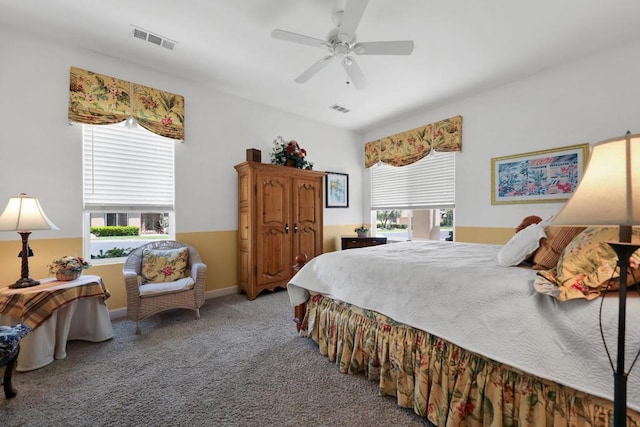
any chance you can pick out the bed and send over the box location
[287,227,640,426]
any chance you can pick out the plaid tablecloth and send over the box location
[0,275,110,330]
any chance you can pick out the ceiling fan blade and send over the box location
[342,57,367,90]
[295,56,334,83]
[354,40,414,55]
[338,0,369,42]
[271,29,328,49]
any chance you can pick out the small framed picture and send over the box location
[325,172,349,208]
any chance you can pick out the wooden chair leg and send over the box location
[135,321,141,335]
[195,308,201,319]
[3,348,19,399]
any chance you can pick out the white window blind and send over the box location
[83,123,175,210]
[370,151,455,210]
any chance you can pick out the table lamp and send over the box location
[0,193,59,289]
[553,132,639,427]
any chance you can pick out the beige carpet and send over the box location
[1,289,431,426]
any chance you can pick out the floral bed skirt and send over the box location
[300,294,640,427]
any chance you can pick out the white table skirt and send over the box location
[0,296,113,371]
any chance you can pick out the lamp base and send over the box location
[8,277,40,289]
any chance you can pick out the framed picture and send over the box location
[325,172,349,208]
[491,143,589,205]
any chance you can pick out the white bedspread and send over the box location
[288,240,640,411]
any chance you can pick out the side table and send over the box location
[0,274,113,371]
[341,235,388,250]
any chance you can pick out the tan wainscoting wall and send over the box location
[0,226,512,313]
[0,231,237,314]
[323,224,366,253]
[454,226,514,245]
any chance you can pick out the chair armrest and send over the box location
[190,262,207,282]
[123,269,139,293]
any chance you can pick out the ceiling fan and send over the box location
[271,0,414,90]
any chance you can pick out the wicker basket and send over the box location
[56,270,80,281]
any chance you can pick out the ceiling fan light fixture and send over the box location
[271,0,412,88]
[334,44,349,57]
[338,32,352,43]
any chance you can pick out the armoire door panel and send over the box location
[257,229,291,286]
[260,176,289,225]
[294,227,319,263]
[292,178,323,260]
[293,180,320,224]
[235,162,324,300]
[256,173,292,287]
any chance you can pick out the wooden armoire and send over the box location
[235,162,325,300]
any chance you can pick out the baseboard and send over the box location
[204,285,239,300]
[108,285,239,320]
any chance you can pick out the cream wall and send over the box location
[0,26,363,310]
[1,25,639,312]
[361,40,640,240]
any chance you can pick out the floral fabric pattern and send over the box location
[300,294,640,427]
[141,247,189,283]
[364,115,462,168]
[133,83,185,140]
[68,67,130,125]
[0,324,32,359]
[68,67,185,140]
[432,116,463,152]
[535,227,640,300]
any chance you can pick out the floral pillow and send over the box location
[141,247,189,283]
[535,227,640,301]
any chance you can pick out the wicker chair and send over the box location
[123,241,206,334]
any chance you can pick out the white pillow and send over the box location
[496,221,548,266]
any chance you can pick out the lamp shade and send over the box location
[0,193,59,232]
[553,133,640,227]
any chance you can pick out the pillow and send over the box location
[532,226,586,270]
[141,247,189,283]
[535,227,640,301]
[496,221,547,266]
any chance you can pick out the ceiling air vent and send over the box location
[133,28,147,41]
[131,25,178,51]
[329,104,350,113]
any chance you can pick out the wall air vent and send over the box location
[131,25,178,51]
[329,104,350,113]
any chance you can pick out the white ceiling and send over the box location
[2,0,640,132]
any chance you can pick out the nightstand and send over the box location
[341,236,387,250]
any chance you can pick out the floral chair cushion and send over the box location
[0,324,32,360]
[140,247,189,283]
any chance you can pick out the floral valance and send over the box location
[68,67,185,141]
[364,115,462,168]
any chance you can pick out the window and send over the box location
[105,213,128,227]
[370,152,455,241]
[83,123,175,262]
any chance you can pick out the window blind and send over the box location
[83,123,175,210]
[370,151,455,210]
